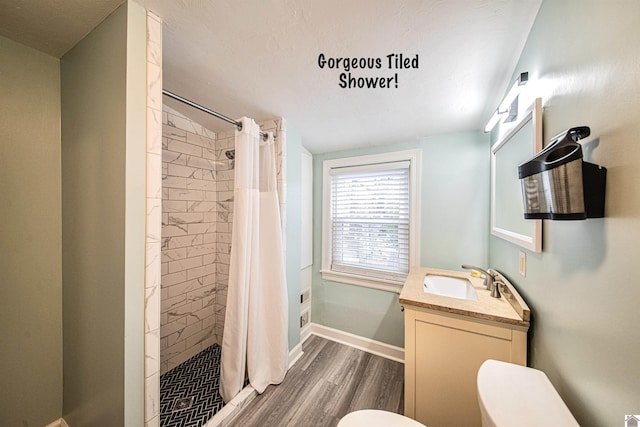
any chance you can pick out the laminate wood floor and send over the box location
[228,335,404,427]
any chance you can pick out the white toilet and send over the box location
[338,359,578,427]
[338,409,427,427]
[477,359,579,426]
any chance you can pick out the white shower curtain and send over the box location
[220,117,289,403]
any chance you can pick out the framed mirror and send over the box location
[491,98,542,253]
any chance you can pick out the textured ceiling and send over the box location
[139,0,542,152]
[0,0,542,153]
[0,0,124,57]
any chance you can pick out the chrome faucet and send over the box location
[461,265,501,298]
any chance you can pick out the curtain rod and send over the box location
[162,89,268,140]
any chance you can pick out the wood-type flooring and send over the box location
[228,334,404,427]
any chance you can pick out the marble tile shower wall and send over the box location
[160,107,223,374]
[209,129,234,347]
[145,11,163,427]
[160,109,287,376]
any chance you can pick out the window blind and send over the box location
[330,161,410,282]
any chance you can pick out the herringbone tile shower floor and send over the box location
[160,344,225,427]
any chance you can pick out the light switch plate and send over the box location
[519,251,527,277]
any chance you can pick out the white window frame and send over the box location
[321,149,422,292]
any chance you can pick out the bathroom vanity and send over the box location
[400,267,530,427]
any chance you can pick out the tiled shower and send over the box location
[142,12,287,426]
[159,104,286,425]
[160,106,231,373]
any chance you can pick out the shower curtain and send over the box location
[220,117,289,403]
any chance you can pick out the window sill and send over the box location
[320,269,405,293]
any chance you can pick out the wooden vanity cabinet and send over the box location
[404,306,527,427]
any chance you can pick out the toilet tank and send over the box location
[477,360,579,427]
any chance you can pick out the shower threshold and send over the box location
[203,385,258,427]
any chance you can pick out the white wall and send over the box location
[488,1,640,425]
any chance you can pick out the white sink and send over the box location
[423,275,478,301]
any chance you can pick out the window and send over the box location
[321,150,421,291]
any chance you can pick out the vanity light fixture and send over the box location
[484,72,529,133]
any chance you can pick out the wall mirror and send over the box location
[491,98,542,252]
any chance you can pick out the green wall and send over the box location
[61,2,147,425]
[488,1,640,425]
[0,35,62,427]
[312,132,489,347]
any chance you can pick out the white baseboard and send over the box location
[309,323,404,363]
[300,323,312,344]
[45,419,69,427]
[288,341,304,369]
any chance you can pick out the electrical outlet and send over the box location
[519,251,527,277]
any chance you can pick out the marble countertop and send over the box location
[399,266,530,329]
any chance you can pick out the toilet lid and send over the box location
[338,410,427,427]
[477,360,579,427]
